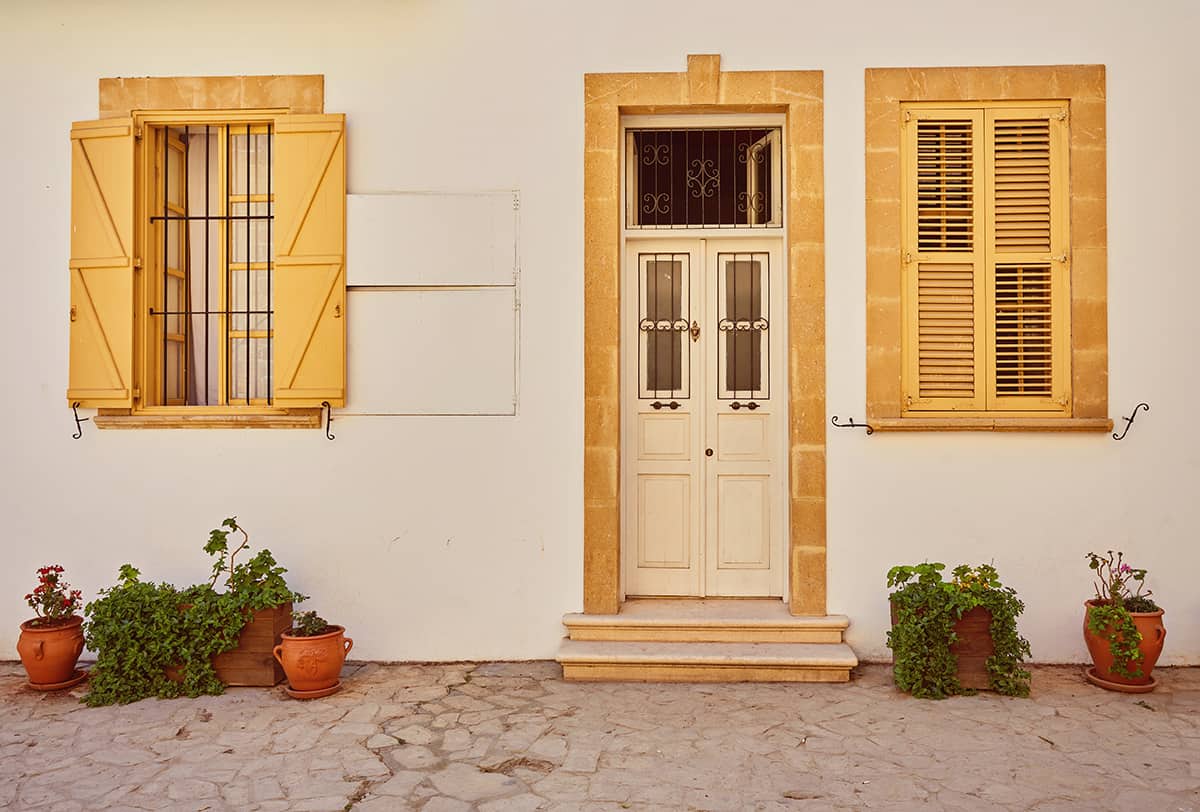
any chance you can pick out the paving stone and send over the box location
[366,733,400,749]
[386,744,442,770]
[393,724,437,745]
[479,792,545,811]
[370,769,425,797]
[422,797,473,812]
[429,762,526,802]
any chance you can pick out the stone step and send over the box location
[557,639,858,683]
[563,599,850,644]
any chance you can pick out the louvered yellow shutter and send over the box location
[67,118,135,407]
[984,108,1070,412]
[273,114,346,406]
[901,110,986,411]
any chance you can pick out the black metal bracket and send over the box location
[1113,402,1149,441]
[831,415,874,435]
[651,401,681,410]
[71,402,89,440]
[321,401,336,441]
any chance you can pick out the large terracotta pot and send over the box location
[273,626,352,693]
[1083,600,1166,686]
[17,616,85,685]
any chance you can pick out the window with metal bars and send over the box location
[148,123,274,406]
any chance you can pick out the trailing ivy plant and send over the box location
[886,562,1031,699]
[1085,550,1160,680]
[82,518,305,706]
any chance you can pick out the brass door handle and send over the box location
[690,320,700,342]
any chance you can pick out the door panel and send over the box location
[637,476,692,568]
[638,413,691,460]
[717,476,771,567]
[624,238,784,598]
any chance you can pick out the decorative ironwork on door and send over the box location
[626,128,782,229]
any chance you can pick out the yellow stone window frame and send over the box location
[865,66,1112,432]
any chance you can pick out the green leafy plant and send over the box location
[290,610,333,637]
[886,562,1031,699]
[1085,550,1160,679]
[83,518,304,706]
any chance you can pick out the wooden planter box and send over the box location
[213,603,292,686]
[890,604,994,691]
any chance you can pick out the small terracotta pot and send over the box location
[17,616,85,685]
[273,626,352,692]
[1083,600,1166,686]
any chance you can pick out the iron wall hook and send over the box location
[321,401,335,441]
[831,415,874,435]
[71,402,89,440]
[1113,402,1149,441]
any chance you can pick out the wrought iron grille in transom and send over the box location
[626,127,782,229]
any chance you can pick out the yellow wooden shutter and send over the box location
[273,114,346,406]
[984,107,1070,412]
[68,118,135,407]
[901,109,986,412]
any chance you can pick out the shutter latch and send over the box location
[1055,109,1068,122]
[1051,253,1067,263]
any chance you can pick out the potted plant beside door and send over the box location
[1083,551,1165,692]
[17,565,87,690]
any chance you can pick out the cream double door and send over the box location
[623,238,785,597]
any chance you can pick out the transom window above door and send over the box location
[625,127,783,229]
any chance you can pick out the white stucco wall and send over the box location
[1,0,1197,665]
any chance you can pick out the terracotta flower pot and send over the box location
[17,616,85,685]
[1083,600,1166,687]
[273,626,352,693]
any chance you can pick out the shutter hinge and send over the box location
[70,305,77,322]
[904,251,913,264]
[905,394,913,407]
[1051,253,1068,263]
[134,126,143,141]
[903,110,911,124]
[133,387,141,401]
[133,257,143,271]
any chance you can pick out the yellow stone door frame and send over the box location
[583,55,826,616]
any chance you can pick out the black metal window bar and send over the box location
[149,124,274,406]
[626,127,782,229]
[717,252,769,402]
[639,253,690,400]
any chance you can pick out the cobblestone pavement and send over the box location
[2,662,1199,811]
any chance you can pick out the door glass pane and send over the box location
[639,254,689,398]
[647,260,681,392]
[719,254,769,398]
